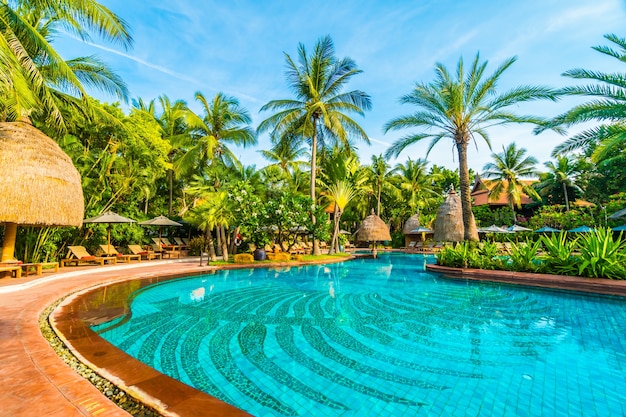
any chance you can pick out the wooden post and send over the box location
[1,222,17,262]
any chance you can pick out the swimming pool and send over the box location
[92,253,626,417]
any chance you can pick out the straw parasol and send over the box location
[433,187,465,243]
[357,209,391,257]
[0,122,83,262]
[84,211,135,254]
[139,215,182,242]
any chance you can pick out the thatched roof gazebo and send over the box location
[0,122,84,262]
[357,209,392,257]
[433,187,464,243]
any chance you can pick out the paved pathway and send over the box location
[0,258,213,416]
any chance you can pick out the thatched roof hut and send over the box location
[0,122,83,262]
[402,213,421,234]
[433,187,464,242]
[357,210,392,258]
[357,210,392,242]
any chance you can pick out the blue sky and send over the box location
[56,0,626,173]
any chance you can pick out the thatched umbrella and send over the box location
[433,187,465,243]
[357,209,392,257]
[0,122,83,262]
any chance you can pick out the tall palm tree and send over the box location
[539,34,626,164]
[367,154,394,216]
[177,92,256,174]
[0,0,132,128]
[258,35,372,254]
[534,156,583,211]
[154,95,189,216]
[384,53,557,240]
[481,143,541,223]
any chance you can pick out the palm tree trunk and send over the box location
[215,226,222,256]
[311,119,321,255]
[329,206,340,254]
[220,226,229,262]
[206,228,217,262]
[457,142,479,241]
[563,182,570,211]
[377,185,381,216]
[168,153,173,216]
[510,201,517,224]
[229,226,240,254]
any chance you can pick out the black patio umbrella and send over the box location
[139,215,182,242]
[83,211,135,254]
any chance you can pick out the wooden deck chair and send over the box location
[173,237,189,249]
[182,237,190,245]
[405,241,417,251]
[152,243,180,259]
[99,245,141,263]
[61,246,115,267]
[152,237,164,246]
[128,245,162,260]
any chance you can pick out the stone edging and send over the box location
[426,264,626,297]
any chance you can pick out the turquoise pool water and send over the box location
[93,253,626,417]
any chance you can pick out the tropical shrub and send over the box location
[508,239,542,272]
[538,232,579,276]
[576,228,626,279]
[233,253,254,263]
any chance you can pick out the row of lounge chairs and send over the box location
[59,243,184,268]
[405,241,446,253]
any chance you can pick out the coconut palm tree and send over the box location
[153,95,190,216]
[481,143,541,223]
[539,34,626,164]
[534,156,583,211]
[384,53,557,240]
[394,158,441,221]
[259,133,308,178]
[0,0,132,128]
[367,154,395,216]
[177,92,256,175]
[258,35,372,254]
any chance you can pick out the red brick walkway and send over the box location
[0,259,218,416]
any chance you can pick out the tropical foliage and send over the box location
[2,1,626,270]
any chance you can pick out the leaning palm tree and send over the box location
[481,143,541,223]
[538,34,626,164]
[534,156,583,211]
[384,53,558,240]
[0,0,132,128]
[258,35,372,254]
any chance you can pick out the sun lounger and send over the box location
[152,244,180,259]
[128,245,162,260]
[99,245,141,263]
[61,246,116,267]
[173,237,189,249]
